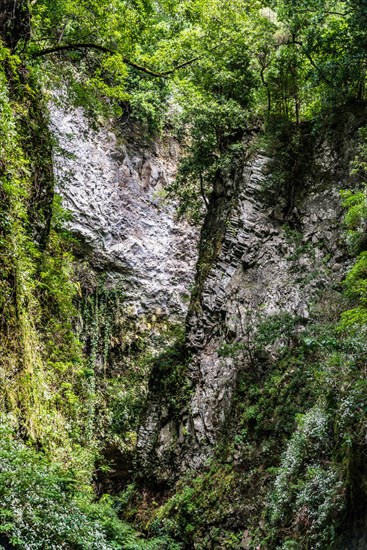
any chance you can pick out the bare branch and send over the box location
[31,43,200,77]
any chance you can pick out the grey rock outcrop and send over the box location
[138,134,353,476]
[51,107,198,320]
[51,103,355,482]
[182,152,347,467]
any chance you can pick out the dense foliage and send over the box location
[2,0,367,548]
[18,0,367,217]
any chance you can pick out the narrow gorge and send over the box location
[1,1,367,549]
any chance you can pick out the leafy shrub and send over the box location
[151,464,242,549]
[0,417,175,549]
[267,407,345,549]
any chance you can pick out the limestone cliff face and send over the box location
[51,104,357,485]
[51,106,198,320]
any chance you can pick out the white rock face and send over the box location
[51,106,198,318]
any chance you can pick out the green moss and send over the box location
[147,325,191,420]
[149,464,243,549]
[0,42,93,472]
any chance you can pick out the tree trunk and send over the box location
[0,0,30,50]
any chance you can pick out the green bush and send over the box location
[0,417,177,549]
[267,407,345,549]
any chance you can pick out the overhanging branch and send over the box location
[279,40,332,86]
[31,43,200,77]
[291,40,332,86]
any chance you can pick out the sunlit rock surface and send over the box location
[183,152,348,467]
[51,106,198,319]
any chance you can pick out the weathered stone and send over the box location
[51,106,199,319]
[154,150,350,472]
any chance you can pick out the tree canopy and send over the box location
[2,0,367,216]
